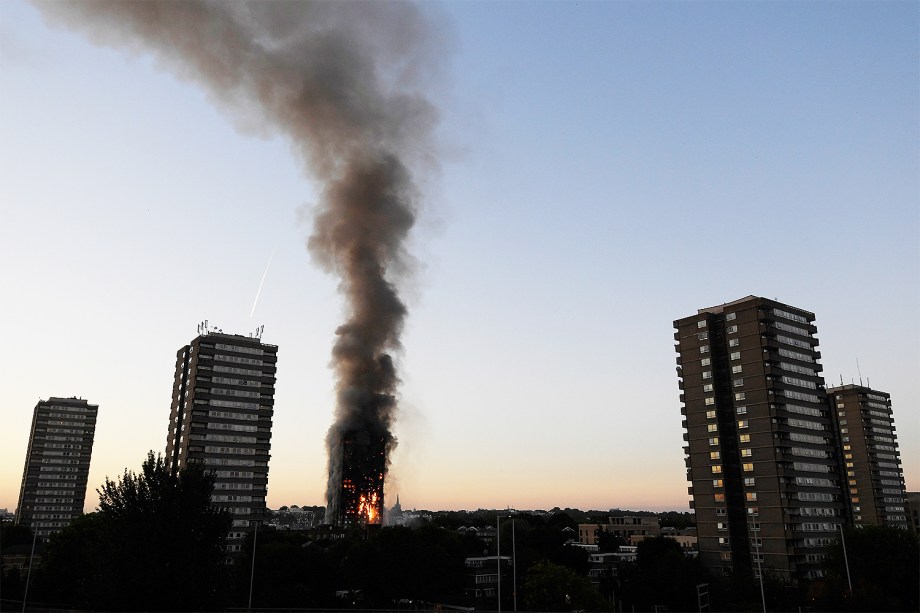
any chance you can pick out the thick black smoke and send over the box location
[35,0,443,521]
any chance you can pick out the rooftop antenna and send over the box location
[856,358,863,386]
[839,374,844,386]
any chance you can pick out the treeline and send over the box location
[1,454,917,611]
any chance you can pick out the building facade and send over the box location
[826,384,908,529]
[16,397,98,539]
[675,296,844,582]
[165,330,277,552]
[578,516,661,545]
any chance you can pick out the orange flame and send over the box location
[356,491,380,524]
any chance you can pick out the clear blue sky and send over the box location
[1,0,917,513]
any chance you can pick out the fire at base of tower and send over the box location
[329,430,385,527]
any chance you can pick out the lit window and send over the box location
[732,365,742,374]
[727,325,738,334]
[744,477,755,486]
[746,492,758,502]
[701,357,711,366]
[709,437,719,446]
[717,522,727,531]
[730,351,741,360]
[702,370,712,379]
[840,428,848,434]
[705,411,716,420]
[736,406,747,415]
[741,448,752,457]
[738,420,749,429]
[739,434,751,443]
[712,478,723,487]
[710,451,721,460]
[743,463,754,472]
[715,493,725,502]
[700,345,710,354]
[712,465,723,474]
[734,378,744,387]
[704,384,714,392]
[735,392,746,401]
[708,424,718,433]
[729,339,740,347]
[698,320,707,328]
[705,397,715,406]
[726,312,736,321]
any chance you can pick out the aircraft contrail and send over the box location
[250,247,275,318]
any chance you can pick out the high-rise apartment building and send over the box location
[675,296,844,583]
[16,397,98,539]
[826,384,907,529]
[165,330,277,552]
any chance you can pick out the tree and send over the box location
[522,561,607,611]
[618,536,710,611]
[37,452,231,611]
[812,525,919,611]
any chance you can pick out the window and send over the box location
[741,448,752,457]
[703,384,714,392]
[712,465,723,474]
[734,378,744,387]
[712,478,723,487]
[705,397,715,406]
[700,345,710,354]
[698,320,707,328]
[710,451,721,460]
[730,351,741,360]
[744,477,755,486]
[729,338,740,347]
[736,406,748,415]
[735,392,746,401]
[746,492,758,502]
[739,434,751,443]
[738,419,749,428]
[732,365,742,374]
[726,312,736,321]
[702,370,712,379]
[717,522,727,531]
[701,357,711,366]
[706,410,717,419]
[716,508,727,516]
[708,424,718,433]
[743,463,754,472]
[709,437,719,446]
[714,493,725,502]
[727,325,738,334]
[698,331,708,340]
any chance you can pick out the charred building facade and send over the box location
[165,329,277,552]
[16,397,98,539]
[328,430,386,527]
[675,296,844,583]
[826,384,907,529]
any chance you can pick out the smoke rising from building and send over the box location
[35,0,444,524]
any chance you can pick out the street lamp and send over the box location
[497,514,518,613]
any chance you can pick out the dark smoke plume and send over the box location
[35,1,443,521]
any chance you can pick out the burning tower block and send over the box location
[329,430,386,527]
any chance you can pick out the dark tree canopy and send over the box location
[37,452,231,611]
[812,525,919,611]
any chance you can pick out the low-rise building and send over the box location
[578,516,661,545]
